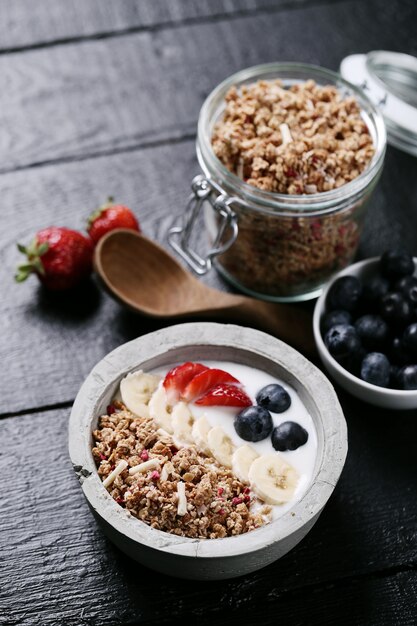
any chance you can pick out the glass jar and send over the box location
[169,63,387,302]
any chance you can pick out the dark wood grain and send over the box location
[0,0,347,52]
[0,0,416,172]
[0,405,416,626]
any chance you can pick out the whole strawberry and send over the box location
[15,227,93,290]
[87,197,140,244]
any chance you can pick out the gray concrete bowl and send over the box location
[69,322,347,580]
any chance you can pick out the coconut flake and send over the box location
[279,123,293,145]
[237,158,244,179]
[160,461,174,481]
[103,460,128,488]
[129,458,160,476]
[156,428,170,438]
[177,482,187,516]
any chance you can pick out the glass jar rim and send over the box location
[197,62,387,213]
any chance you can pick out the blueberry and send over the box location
[324,324,361,365]
[406,285,417,307]
[398,364,417,390]
[361,275,390,310]
[380,292,412,328]
[394,275,417,296]
[360,352,390,387]
[389,336,410,365]
[343,346,367,377]
[327,276,362,312]
[354,315,389,351]
[321,310,352,334]
[271,421,309,451]
[256,384,291,413]
[380,249,414,281]
[389,364,402,389]
[402,323,417,355]
[234,406,273,442]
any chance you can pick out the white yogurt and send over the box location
[152,360,317,520]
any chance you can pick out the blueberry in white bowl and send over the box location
[380,249,415,281]
[313,250,417,409]
[354,315,389,351]
[360,352,390,387]
[321,310,352,334]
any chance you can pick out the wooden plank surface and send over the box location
[0,0,416,172]
[0,0,326,52]
[2,0,417,623]
[0,404,416,625]
[2,140,417,415]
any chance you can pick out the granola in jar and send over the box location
[170,64,386,300]
[212,79,375,194]
[207,78,376,298]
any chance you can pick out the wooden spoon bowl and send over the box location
[94,229,315,355]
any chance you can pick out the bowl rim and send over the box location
[313,256,417,397]
[69,322,347,559]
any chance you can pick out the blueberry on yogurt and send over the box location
[256,384,291,413]
[271,421,309,451]
[234,406,273,442]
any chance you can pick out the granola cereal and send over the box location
[92,402,267,539]
[212,79,374,194]
[207,79,376,298]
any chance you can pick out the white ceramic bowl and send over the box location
[313,257,417,409]
[69,322,347,580]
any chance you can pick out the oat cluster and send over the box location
[212,79,374,194]
[92,403,270,539]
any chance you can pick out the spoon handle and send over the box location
[229,298,315,356]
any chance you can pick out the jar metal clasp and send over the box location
[168,175,239,275]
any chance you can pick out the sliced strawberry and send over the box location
[195,383,252,407]
[183,368,240,402]
[163,362,209,403]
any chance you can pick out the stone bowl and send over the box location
[69,322,347,580]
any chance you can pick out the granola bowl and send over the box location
[69,322,347,580]
[169,63,386,302]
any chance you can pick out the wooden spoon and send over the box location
[94,229,315,355]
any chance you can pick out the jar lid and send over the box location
[340,51,417,156]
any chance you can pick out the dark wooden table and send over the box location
[1,1,417,624]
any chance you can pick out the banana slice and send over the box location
[248,453,299,505]
[171,402,195,446]
[120,370,161,417]
[232,445,259,483]
[148,385,174,433]
[207,426,235,468]
[191,415,212,456]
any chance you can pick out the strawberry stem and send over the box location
[87,197,115,228]
[15,239,49,283]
